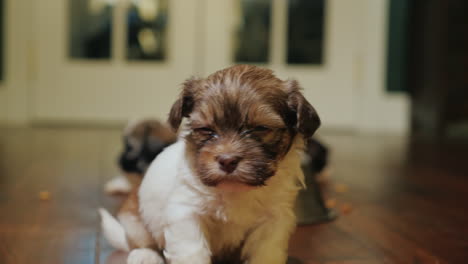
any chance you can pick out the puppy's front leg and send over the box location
[163,218,211,264]
[243,217,296,264]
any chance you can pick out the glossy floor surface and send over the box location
[1,127,467,264]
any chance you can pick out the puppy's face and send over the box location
[168,65,320,189]
[186,93,293,188]
[119,119,177,174]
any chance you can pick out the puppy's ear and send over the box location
[168,77,199,131]
[285,80,321,139]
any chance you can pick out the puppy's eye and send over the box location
[252,126,271,132]
[241,126,272,137]
[194,127,217,138]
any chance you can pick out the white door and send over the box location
[202,0,363,129]
[31,0,198,122]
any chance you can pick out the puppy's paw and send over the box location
[127,248,164,264]
[104,175,132,194]
[165,250,210,264]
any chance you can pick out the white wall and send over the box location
[0,0,30,125]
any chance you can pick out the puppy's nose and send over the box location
[217,155,241,173]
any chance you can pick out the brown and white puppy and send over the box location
[104,119,177,194]
[100,65,320,264]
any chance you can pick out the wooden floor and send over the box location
[1,127,467,264]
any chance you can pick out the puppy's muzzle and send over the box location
[216,154,242,174]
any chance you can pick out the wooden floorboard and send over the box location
[1,127,467,264]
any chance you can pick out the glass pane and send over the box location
[287,0,325,64]
[127,0,168,61]
[69,0,113,59]
[233,0,271,63]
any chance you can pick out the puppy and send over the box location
[303,138,330,182]
[100,65,321,264]
[104,119,177,194]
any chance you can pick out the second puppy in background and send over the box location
[104,119,177,194]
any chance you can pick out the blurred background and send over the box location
[1,0,468,263]
[0,0,408,133]
[0,0,468,140]
[0,0,466,139]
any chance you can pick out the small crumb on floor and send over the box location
[39,191,51,201]
[325,198,337,209]
[340,203,353,214]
